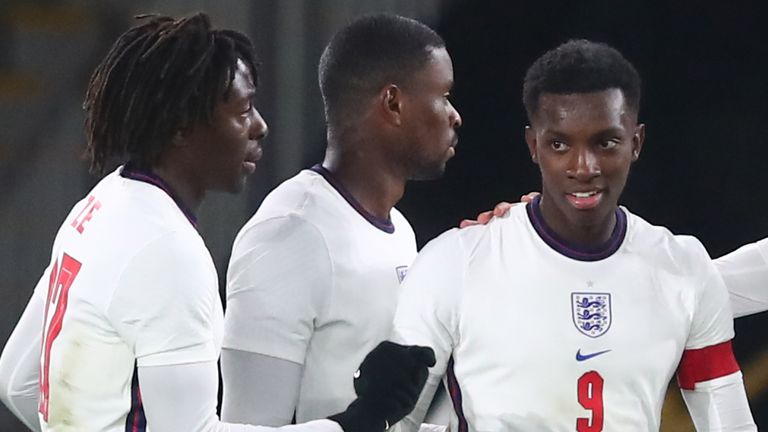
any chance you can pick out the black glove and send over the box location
[328,341,436,432]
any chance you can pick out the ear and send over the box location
[631,123,645,162]
[378,84,403,126]
[525,126,538,164]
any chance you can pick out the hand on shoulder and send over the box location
[458,192,539,228]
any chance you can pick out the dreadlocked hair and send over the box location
[83,12,259,175]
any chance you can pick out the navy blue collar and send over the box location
[526,194,626,261]
[120,165,198,227]
[310,164,395,234]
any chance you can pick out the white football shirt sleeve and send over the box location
[681,372,756,431]
[675,238,755,429]
[715,238,768,318]
[223,215,332,364]
[391,230,465,431]
[682,238,735,350]
[138,361,342,432]
[0,270,48,432]
[107,231,220,367]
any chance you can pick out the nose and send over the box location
[250,109,268,141]
[449,102,462,129]
[567,146,600,181]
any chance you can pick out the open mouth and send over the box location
[566,190,602,210]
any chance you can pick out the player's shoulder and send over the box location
[241,168,414,239]
[110,227,218,320]
[267,169,332,209]
[232,209,328,264]
[623,208,711,273]
[459,202,529,242]
[111,230,218,295]
[55,168,200,254]
[244,169,337,226]
[424,203,529,258]
[102,168,196,228]
[104,225,214,304]
[60,168,121,220]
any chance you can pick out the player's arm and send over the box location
[415,425,447,432]
[111,233,430,431]
[678,240,756,431]
[389,230,466,431]
[0,269,49,432]
[140,341,435,432]
[714,237,768,318]
[221,215,332,425]
[678,342,755,431]
[220,351,302,425]
[388,372,442,432]
[139,360,338,431]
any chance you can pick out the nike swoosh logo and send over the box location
[576,349,611,361]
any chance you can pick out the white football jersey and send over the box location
[36,167,222,431]
[715,237,768,317]
[223,166,417,421]
[393,197,734,432]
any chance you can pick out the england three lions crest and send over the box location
[395,266,408,283]
[571,293,611,338]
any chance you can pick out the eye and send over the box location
[241,97,256,115]
[551,140,568,152]
[599,138,621,149]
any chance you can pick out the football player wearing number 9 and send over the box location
[0,12,434,432]
[389,40,756,431]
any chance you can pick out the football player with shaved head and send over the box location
[221,13,460,428]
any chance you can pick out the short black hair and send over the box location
[318,14,445,126]
[523,39,641,119]
[84,13,259,175]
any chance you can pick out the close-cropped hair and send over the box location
[83,12,259,175]
[318,13,445,126]
[522,39,641,119]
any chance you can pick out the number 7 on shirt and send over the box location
[39,253,82,420]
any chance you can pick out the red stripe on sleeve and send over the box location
[676,340,740,390]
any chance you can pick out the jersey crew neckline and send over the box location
[310,164,395,234]
[526,194,627,262]
[120,164,198,227]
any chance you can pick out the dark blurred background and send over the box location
[1,0,766,430]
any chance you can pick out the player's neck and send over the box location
[537,195,617,247]
[322,149,405,220]
[150,164,204,215]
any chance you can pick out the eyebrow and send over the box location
[540,126,626,138]
[593,126,626,136]
[538,128,567,138]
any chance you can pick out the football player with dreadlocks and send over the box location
[0,13,433,432]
